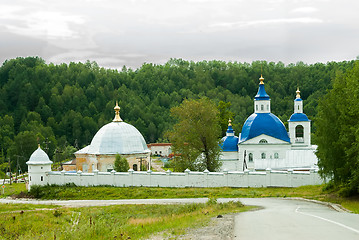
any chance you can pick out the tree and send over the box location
[166,98,222,172]
[218,101,234,136]
[315,62,359,196]
[113,154,129,172]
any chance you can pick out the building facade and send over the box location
[220,75,318,171]
[74,102,151,172]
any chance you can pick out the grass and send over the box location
[0,203,55,213]
[3,183,359,213]
[0,183,26,198]
[0,200,252,239]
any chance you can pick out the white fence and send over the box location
[44,168,323,188]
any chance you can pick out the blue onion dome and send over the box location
[254,75,270,100]
[220,119,239,152]
[85,102,150,155]
[26,145,53,165]
[288,113,310,122]
[240,113,290,143]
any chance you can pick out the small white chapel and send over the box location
[220,75,318,171]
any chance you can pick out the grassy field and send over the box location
[2,183,359,213]
[0,200,252,239]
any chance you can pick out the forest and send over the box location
[0,57,356,174]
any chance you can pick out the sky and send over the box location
[0,0,359,69]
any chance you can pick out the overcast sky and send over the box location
[1,0,358,69]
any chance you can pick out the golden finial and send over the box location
[259,74,264,85]
[38,144,40,148]
[113,101,123,122]
[228,119,232,126]
[296,87,301,99]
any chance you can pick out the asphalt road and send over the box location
[234,198,359,240]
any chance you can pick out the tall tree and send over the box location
[166,98,222,172]
[315,62,359,196]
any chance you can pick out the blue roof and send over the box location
[288,113,310,122]
[226,125,234,134]
[254,84,270,100]
[220,135,239,151]
[240,113,290,143]
[294,98,303,102]
[220,124,239,152]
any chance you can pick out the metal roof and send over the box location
[26,146,53,165]
[288,113,310,122]
[254,84,270,100]
[86,121,150,155]
[240,113,290,143]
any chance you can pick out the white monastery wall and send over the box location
[34,168,324,189]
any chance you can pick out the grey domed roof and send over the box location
[26,146,53,165]
[87,121,149,155]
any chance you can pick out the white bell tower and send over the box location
[26,145,53,191]
[288,88,311,146]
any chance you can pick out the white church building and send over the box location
[220,75,318,171]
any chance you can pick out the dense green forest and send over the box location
[0,57,356,173]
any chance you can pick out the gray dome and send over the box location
[26,146,53,165]
[87,121,149,155]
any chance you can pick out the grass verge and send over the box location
[0,200,253,239]
[3,183,359,213]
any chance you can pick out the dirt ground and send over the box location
[149,214,235,239]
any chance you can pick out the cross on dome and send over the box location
[296,88,301,99]
[259,74,264,85]
[113,101,123,122]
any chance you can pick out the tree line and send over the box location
[0,56,356,175]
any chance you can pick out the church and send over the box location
[74,102,151,172]
[220,75,318,171]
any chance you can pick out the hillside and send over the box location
[0,57,355,171]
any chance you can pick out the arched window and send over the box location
[298,105,300,110]
[274,152,279,159]
[256,105,258,111]
[259,139,268,144]
[261,153,266,159]
[295,125,304,138]
[249,153,253,162]
[133,164,138,171]
[261,104,264,110]
[267,104,269,110]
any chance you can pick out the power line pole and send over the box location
[8,157,11,185]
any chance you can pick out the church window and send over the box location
[267,104,269,110]
[298,105,300,110]
[41,176,43,181]
[259,139,268,144]
[256,105,258,111]
[261,105,264,110]
[295,125,304,138]
[261,153,266,159]
[30,176,31,181]
[274,153,279,159]
[133,164,138,171]
[249,153,253,162]
[41,167,43,169]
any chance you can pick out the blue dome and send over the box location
[255,84,270,100]
[288,113,310,122]
[294,98,303,102]
[220,135,239,151]
[240,113,290,143]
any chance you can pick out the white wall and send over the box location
[35,168,323,189]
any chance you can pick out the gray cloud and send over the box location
[1,0,359,69]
